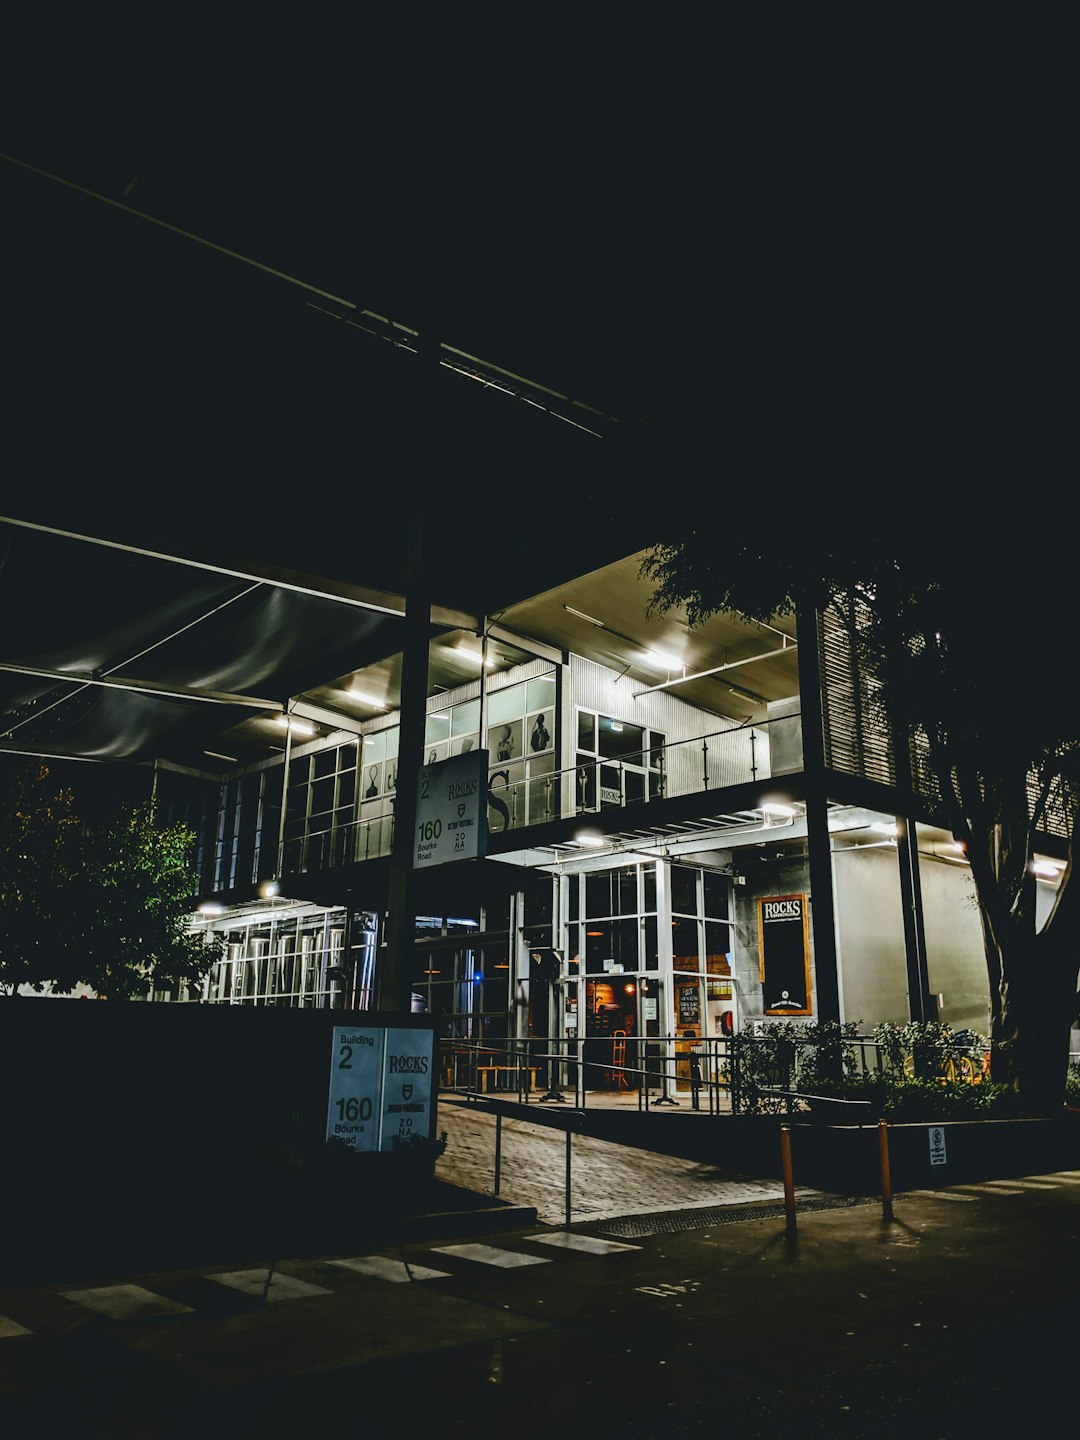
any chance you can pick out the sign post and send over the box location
[326,1022,435,1153]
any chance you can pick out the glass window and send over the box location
[703,870,729,921]
[671,865,699,917]
[643,864,657,914]
[584,917,638,974]
[311,777,335,816]
[577,710,596,751]
[671,915,701,970]
[489,718,523,764]
[339,744,358,771]
[425,711,451,745]
[567,875,579,923]
[451,698,480,736]
[598,718,644,761]
[525,708,553,756]
[338,769,356,808]
[487,683,525,726]
[527,675,556,712]
[314,749,337,779]
[362,731,386,763]
[705,919,732,964]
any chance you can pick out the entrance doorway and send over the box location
[584,977,641,1089]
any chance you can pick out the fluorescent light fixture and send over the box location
[1032,860,1063,878]
[761,802,796,819]
[203,750,238,762]
[455,647,494,668]
[609,720,624,732]
[564,605,605,627]
[348,689,387,708]
[574,831,606,848]
[643,648,681,670]
[275,715,315,737]
[197,902,225,916]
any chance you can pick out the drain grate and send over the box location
[597,1194,878,1238]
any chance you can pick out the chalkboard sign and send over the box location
[676,981,701,1027]
[758,894,811,1015]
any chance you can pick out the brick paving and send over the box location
[434,1101,824,1225]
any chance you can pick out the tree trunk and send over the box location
[991,928,1077,1112]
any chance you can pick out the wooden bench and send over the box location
[476,1066,540,1093]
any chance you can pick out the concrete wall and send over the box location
[832,844,909,1029]
[915,840,989,1034]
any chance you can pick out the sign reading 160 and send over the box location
[417,819,442,843]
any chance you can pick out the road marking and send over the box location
[62,1284,193,1320]
[328,1256,450,1282]
[0,1315,31,1338]
[525,1232,641,1255]
[952,1184,1024,1196]
[432,1243,551,1268]
[996,1179,1063,1190]
[905,1190,976,1202]
[209,1270,331,1301]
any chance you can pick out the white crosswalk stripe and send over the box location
[952,1184,1024,1196]
[209,1269,331,1302]
[905,1189,976,1202]
[329,1256,451,1282]
[525,1231,642,1254]
[0,1314,32,1338]
[432,1242,552,1268]
[62,1284,193,1320]
[997,1178,1064,1189]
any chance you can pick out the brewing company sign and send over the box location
[414,749,488,869]
[758,893,812,1015]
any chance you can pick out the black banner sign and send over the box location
[758,894,811,1015]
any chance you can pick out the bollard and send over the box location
[780,1124,797,1236]
[565,1128,573,1230]
[493,1112,502,1198]
[878,1118,893,1221]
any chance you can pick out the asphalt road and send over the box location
[2,1172,1078,1440]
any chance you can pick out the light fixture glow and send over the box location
[455,647,494,668]
[574,832,606,848]
[260,880,280,898]
[1032,860,1064,878]
[348,689,387,708]
[871,821,899,837]
[275,715,315,737]
[197,902,225,916]
[564,605,605,627]
[762,802,796,819]
[644,648,681,670]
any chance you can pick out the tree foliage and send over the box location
[0,763,221,999]
[641,449,1079,1110]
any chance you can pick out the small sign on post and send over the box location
[928,1125,948,1166]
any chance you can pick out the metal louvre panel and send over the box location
[818,601,895,787]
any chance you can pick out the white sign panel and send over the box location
[326,1024,436,1152]
[380,1027,435,1153]
[414,749,488,869]
[326,1027,384,1152]
[928,1125,948,1166]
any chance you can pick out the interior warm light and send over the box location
[494,963,510,969]
[348,690,386,708]
[586,930,605,937]
[424,967,441,975]
[624,982,636,994]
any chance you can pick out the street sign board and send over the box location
[414,749,488,869]
[928,1125,948,1166]
[326,1023,435,1153]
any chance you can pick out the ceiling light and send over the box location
[275,715,315,737]
[644,648,681,670]
[871,821,898,836]
[761,802,796,819]
[455,647,494,668]
[203,750,238,762]
[564,605,605,627]
[1032,860,1063,878]
[260,880,280,898]
[197,902,225,916]
[574,832,606,848]
[348,689,387,708]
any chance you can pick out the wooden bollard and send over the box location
[878,1118,894,1221]
[780,1124,797,1235]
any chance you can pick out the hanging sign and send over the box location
[414,749,488,869]
[759,893,812,1015]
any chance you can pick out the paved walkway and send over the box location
[435,1099,823,1224]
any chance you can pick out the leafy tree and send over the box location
[640,430,1078,1113]
[0,763,84,996]
[72,800,223,1000]
[1,764,221,999]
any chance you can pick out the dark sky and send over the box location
[4,36,1071,602]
